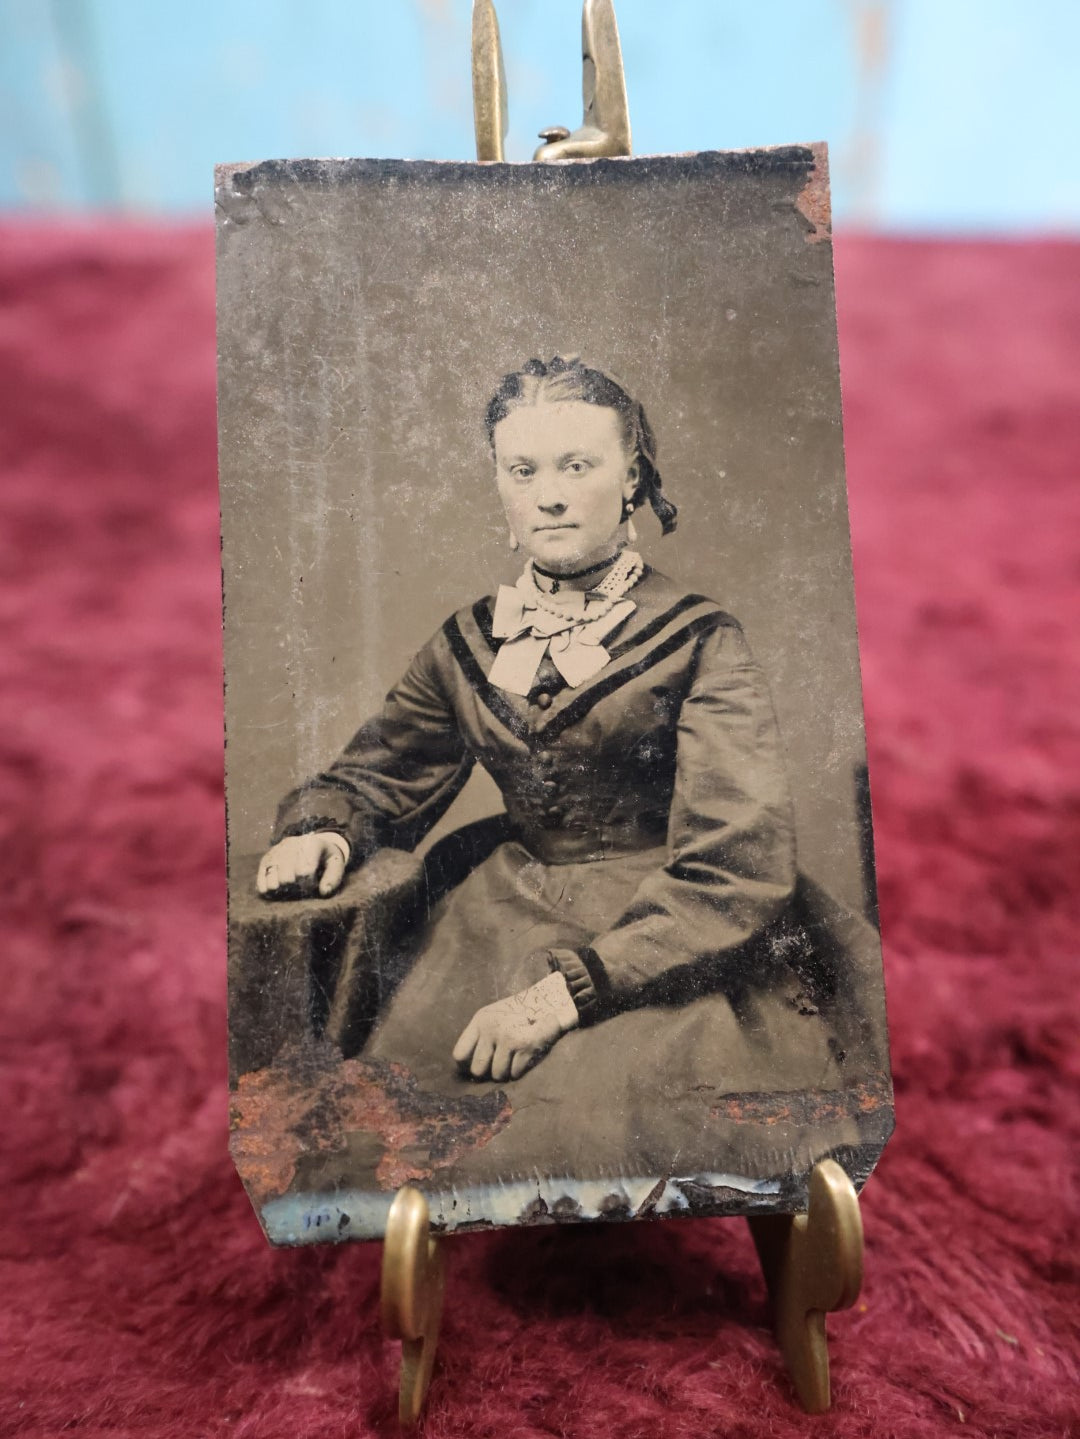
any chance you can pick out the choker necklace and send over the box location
[532,554,618,594]
[524,550,644,620]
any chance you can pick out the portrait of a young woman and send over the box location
[247,355,886,1207]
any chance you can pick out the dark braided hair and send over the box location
[484,356,678,536]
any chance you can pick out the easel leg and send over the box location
[748,1158,864,1414]
[379,1162,862,1421]
[381,1186,445,1425]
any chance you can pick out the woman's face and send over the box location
[493,400,639,573]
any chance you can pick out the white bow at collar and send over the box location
[487,574,636,696]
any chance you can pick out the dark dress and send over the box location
[271,567,889,1212]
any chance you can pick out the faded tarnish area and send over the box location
[230,1044,513,1209]
[795,142,832,243]
[214,162,299,229]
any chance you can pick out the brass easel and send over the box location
[379,1,866,1421]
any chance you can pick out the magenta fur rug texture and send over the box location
[1,227,1078,1438]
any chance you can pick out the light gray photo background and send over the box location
[217,149,874,922]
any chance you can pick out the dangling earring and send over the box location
[508,528,520,551]
[624,501,638,544]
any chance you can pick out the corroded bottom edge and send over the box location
[262,1169,808,1245]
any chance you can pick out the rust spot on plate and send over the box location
[711,1077,890,1128]
[795,143,831,244]
[230,1044,513,1207]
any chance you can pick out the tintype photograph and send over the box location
[217,148,893,1245]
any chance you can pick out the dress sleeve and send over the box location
[270,633,473,862]
[553,619,796,1016]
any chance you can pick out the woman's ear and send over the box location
[623,459,640,500]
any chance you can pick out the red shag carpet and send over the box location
[1,227,1077,1439]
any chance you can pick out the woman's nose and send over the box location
[534,472,569,513]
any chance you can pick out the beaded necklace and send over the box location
[525,549,645,623]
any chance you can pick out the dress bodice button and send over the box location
[535,691,552,709]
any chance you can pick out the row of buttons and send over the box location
[533,743,561,824]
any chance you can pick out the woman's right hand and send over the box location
[256,832,350,899]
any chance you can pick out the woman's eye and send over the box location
[564,460,590,475]
[509,465,534,480]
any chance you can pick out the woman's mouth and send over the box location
[534,523,578,532]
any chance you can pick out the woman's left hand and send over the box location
[453,971,580,1081]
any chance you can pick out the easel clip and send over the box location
[472,0,631,163]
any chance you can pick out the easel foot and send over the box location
[381,1187,445,1425]
[748,1158,864,1413]
[381,1160,863,1423]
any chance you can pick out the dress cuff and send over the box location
[545,947,613,1026]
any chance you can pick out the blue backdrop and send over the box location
[3,0,1078,229]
